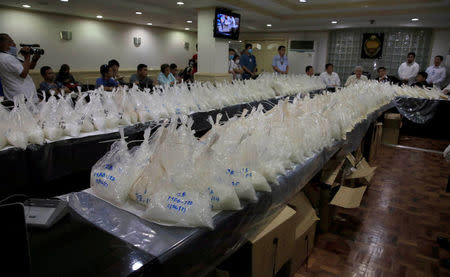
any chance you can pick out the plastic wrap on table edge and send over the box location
[394,96,441,124]
[56,101,396,276]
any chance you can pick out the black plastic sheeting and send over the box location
[394,97,441,124]
[47,102,394,277]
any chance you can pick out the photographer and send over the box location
[0,33,41,102]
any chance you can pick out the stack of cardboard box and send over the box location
[381,113,402,145]
[215,195,319,277]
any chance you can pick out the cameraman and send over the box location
[0,33,41,102]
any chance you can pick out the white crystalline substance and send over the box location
[143,189,214,228]
[90,129,132,205]
[64,122,81,137]
[207,183,241,211]
[251,170,271,192]
[6,129,27,149]
[44,127,63,141]
[226,169,257,201]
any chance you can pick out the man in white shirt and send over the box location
[320,63,340,89]
[398,52,420,85]
[0,33,40,102]
[272,46,289,74]
[426,55,446,88]
[345,66,368,87]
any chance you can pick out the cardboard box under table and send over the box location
[306,154,375,232]
[381,113,401,145]
[287,192,319,273]
[216,205,297,277]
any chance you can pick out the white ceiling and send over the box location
[0,0,449,32]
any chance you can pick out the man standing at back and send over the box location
[272,46,288,74]
[426,55,446,88]
[398,52,420,85]
[0,33,40,102]
[240,43,257,80]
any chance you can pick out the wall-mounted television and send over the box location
[213,8,241,40]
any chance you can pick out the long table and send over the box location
[28,101,394,277]
[0,90,322,199]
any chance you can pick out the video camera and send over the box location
[19,44,45,55]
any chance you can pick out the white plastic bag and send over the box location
[40,91,63,141]
[60,94,81,137]
[90,128,133,205]
[193,142,241,211]
[142,187,214,228]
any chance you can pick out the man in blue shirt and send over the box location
[96,64,119,91]
[39,66,69,96]
[240,43,257,80]
[272,45,289,74]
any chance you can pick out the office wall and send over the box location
[0,8,197,71]
[240,31,329,72]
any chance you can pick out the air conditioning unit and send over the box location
[289,40,314,52]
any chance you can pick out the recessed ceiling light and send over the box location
[411,18,419,21]
[96,15,103,19]
[136,11,142,15]
[60,0,69,2]
[186,20,193,23]
[331,20,338,24]
[177,1,184,5]
[299,0,307,2]
[239,40,242,42]
[185,27,190,30]
[266,24,272,27]
[147,22,153,25]
[228,41,231,43]
[22,4,31,8]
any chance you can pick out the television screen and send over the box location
[214,9,240,40]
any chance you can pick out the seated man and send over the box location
[345,66,368,87]
[305,65,314,77]
[157,64,176,86]
[129,64,154,90]
[320,63,340,91]
[56,64,80,91]
[411,71,432,88]
[39,66,69,95]
[96,64,119,91]
[377,67,400,85]
[108,59,125,85]
[170,63,182,83]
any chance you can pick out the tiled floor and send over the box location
[296,136,450,277]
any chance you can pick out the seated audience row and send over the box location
[0,32,448,103]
